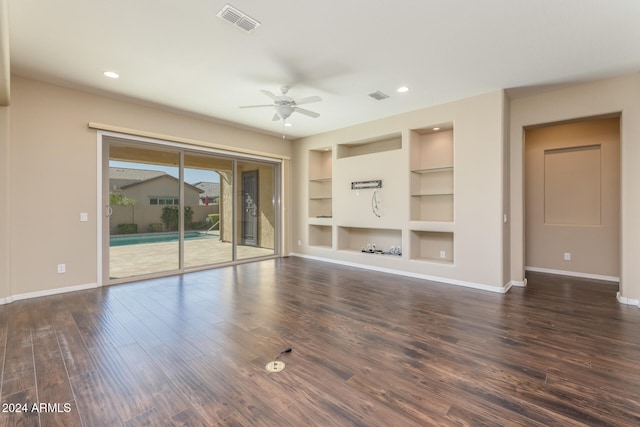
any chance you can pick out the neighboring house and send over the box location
[108,167,219,234]
[193,182,220,205]
[109,167,202,206]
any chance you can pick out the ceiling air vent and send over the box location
[217,4,261,33]
[369,90,389,101]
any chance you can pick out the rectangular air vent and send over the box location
[217,4,261,33]
[369,90,389,101]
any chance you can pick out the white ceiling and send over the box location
[7,0,640,139]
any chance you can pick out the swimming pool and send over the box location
[110,231,217,247]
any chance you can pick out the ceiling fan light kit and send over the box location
[240,86,322,123]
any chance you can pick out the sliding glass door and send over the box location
[183,152,234,268]
[107,142,181,279]
[236,160,277,260]
[102,135,281,283]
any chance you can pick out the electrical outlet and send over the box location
[57,264,66,273]
[80,212,88,222]
[439,250,446,259]
[297,240,302,246]
[564,252,571,261]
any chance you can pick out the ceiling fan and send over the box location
[240,86,321,121]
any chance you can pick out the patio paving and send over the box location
[109,236,274,278]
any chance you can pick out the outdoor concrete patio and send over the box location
[109,236,274,278]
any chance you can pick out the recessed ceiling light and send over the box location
[433,127,440,131]
[397,86,410,93]
[103,71,119,79]
[284,122,292,127]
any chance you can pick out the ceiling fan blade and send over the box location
[260,90,280,101]
[239,104,273,109]
[295,95,322,105]
[272,113,281,121]
[294,107,320,118]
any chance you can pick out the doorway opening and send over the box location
[524,115,620,283]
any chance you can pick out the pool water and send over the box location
[110,231,216,247]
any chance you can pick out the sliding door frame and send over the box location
[97,130,284,286]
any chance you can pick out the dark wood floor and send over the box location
[1,257,639,426]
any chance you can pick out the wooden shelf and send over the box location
[411,166,453,174]
[337,134,401,159]
[411,192,454,197]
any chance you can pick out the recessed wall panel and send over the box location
[544,145,601,226]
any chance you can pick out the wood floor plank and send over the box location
[32,323,73,401]
[51,311,95,379]
[38,400,82,427]
[70,369,123,426]
[144,344,236,425]
[0,388,40,427]
[1,307,35,398]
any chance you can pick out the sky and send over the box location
[110,160,220,184]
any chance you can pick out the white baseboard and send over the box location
[525,266,619,283]
[1,282,99,305]
[617,292,640,307]
[292,253,511,294]
[509,279,527,288]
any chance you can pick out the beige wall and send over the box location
[7,76,289,298]
[0,106,9,300]
[525,118,620,278]
[293,90,509,290]
[510,73,640,301]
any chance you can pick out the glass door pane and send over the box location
[236,160,277,260]
[183,152,234,268]
[108,142,180,279]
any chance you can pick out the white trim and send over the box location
[616,292,640,307]
[525,266,620,282]
[97,132,103,286]
[0,282,99,305]
[99,130,283,163]
[92,125,290,161]
[292,253,512,294]
[510,279,527,288]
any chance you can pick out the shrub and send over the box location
[109,193,136,206]
[117,223,138,234]
[189,220,209,230]
[148,223,163,232]
[161,206,194,231]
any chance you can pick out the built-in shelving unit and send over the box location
[410,128,454,222]
[308,148,333,219]
[408,126,455,264]
[337,226,402,255]
[302,124,457,272]
[308,148,333,248]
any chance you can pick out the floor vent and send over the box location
[217,4,261,33]
[369,90,389,101]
